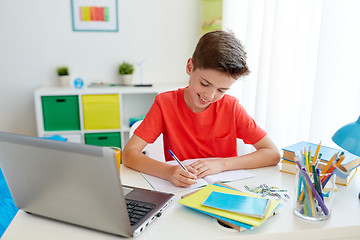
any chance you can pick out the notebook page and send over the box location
[141,173,208,193]
[141,158,255,193]
[203,169,255,184]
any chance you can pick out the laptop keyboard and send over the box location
[126,199,155,226]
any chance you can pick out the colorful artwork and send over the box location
[79,6,109,22]
[71,0,118,32]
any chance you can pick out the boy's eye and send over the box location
[200,81,209,86]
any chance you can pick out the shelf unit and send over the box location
[34,85,179,149]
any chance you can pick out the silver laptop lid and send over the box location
[0,132,132,237]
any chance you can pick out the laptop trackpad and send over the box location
[122,187,133,196]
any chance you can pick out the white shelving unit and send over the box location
[34,85,181,149]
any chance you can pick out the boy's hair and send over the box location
[192,30,250,79]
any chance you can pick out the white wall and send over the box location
[0,0,201,136]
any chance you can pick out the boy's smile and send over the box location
[184,58,236,113]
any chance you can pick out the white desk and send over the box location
[3,165,360,240]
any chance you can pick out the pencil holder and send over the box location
[294,165,336,221]
[108,147,121,172]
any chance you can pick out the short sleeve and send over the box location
[235,101,267,144]
[134,96,164,144]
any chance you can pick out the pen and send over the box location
[313,165,323,199]
[315,153,322,167]
[316,168,324,200]
[168,150,189,172]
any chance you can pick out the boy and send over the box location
[123,30,280,188]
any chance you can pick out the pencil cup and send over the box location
[293,165,336,221]
[109,147,121,172]
[115,149,121,172]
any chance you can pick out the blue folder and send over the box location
[0,168,18,237]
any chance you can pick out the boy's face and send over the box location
[184,58,236,113]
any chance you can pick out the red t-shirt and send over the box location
[134,87,266,161]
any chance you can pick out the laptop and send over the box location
[0,131,174,237]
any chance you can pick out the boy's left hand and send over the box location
[190,159,223,178]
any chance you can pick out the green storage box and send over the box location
[84,132,121,148]
[42,96,80,131]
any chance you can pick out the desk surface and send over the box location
[3,165,360,240]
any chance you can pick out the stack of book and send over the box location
[178,183,280,232]
[280,141,360,186]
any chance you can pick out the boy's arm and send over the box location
[229,135,281,169]
[122,135,197,187]
[190,135,281,178]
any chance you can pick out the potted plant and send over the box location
[57,66,71,88]
[118,62,135,85]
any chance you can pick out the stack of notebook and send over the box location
[280,141,360,186]
[178,183,280,232]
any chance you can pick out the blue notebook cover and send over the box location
[202,191,270,219]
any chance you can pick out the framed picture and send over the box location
[71,0,118,32]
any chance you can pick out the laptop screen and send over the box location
[0,132,133,237]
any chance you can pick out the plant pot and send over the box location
[120,74,134,86]
[59,75,71,88]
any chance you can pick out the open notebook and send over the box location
[141,159,255,193]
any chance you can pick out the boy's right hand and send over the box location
[168,165,197,188]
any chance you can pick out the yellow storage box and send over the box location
[82,94,120,130]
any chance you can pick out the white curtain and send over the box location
[224,0,360,152]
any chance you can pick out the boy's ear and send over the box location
[186,58,193,74]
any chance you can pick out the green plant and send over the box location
[57,66,69,76]
[118,62,134,75]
